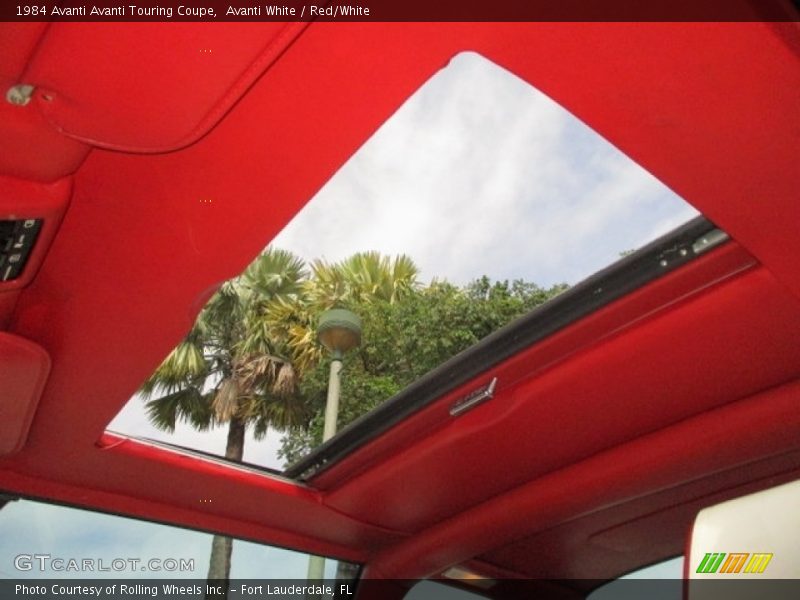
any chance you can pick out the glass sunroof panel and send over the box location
[109,52,699,474]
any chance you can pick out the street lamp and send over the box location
[316,308,362,443]
[306,308,361,584]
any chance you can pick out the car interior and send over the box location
[1,12,799,600]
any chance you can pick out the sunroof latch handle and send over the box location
[450,377,498,417]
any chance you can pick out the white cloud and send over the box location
[273,51,696,286]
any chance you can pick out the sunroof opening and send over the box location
[109,51,700,475]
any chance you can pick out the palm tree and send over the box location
[139,248,309,597]
[268,252,420,373]
[140,249,418,593]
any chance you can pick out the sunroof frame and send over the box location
[285,216,726,480]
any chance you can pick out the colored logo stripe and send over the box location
[744,553,773,574]
[719,553,749,573]
[696,553,726,573]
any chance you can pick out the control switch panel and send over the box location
[0,219,42,282]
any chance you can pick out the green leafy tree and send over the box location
[279,276,568,465]
[139,248,309,597]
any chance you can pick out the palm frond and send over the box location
[273,362,297,397]
[212,378,240,422]
[201,281,244,334]
[140,340,208,398]
[235,353,298,397]
[307,259,348,309]
[144,387,203,432]
[247,394,310,436]
[242,248,306,299]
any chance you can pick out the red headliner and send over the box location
[1,21,799,584]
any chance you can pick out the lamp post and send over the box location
[306,309,362,584]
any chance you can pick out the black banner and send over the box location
[5,579,800,600]
[3,0,799,22]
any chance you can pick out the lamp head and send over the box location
[317,308,362,356]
